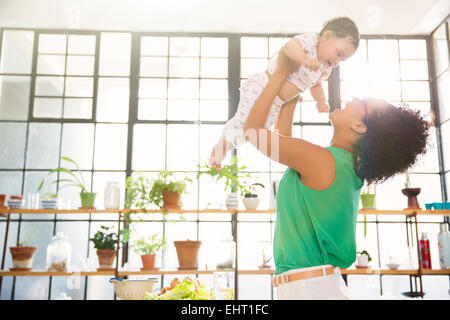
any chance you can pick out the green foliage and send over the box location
[125,172,153,210]
[197,156,254,197]
[357,250,372,262]
[42,193,58,199]
[149,170,192,210]
[37,156,89,194]
[89,226,118,250]
[18,229,38,246]
[131,233,166,255]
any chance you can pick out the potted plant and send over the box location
[197,156,254,209]
[401,172,421,209]
[356,250,372,268]
[360,184,376,209]
[149,170,192,212]
[38,156,97,209]
[41,192,58,209]
[89,225,118,270]
[174,239,202,270]
[243,183,265,210]
[9,230,38,271]
[131,233,166,270]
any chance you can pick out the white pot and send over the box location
[356,254,369,267]
[243,197,260,210]
[225,192,238,209]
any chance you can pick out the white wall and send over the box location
[0,0,448,35]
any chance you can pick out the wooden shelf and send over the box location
[1,208,450,216]
[1,268,449,277]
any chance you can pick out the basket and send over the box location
[110,278,158,300]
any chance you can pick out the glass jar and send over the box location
[104,182,120,209]
[46,232,71,272]
[215,239,235,270]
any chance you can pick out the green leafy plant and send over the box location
[42,192,58,200]
[197,156,254,197]
[149,170,192,210]
[404,172,411,189]
[89,226,118,250]
[357,250,372,262]
[244,183,265,198]
[17,229,38,246]
[37,156,90,194]
[131,233,166,256]
[125,172,153,210]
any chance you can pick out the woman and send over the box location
[243,48,429,299]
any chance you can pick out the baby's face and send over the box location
[317,32,356,68]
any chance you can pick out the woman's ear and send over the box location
[350,121,367,135]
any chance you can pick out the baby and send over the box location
[210,17,360,169]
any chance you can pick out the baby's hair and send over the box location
[319,17,360,49]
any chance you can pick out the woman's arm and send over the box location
[244,51,335,190]
[273,98,298,137]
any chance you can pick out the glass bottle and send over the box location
[215,239,235,270]
[104,181,120,209]
[46,232,71,272]
[419,232,432,269]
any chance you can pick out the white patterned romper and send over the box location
[221,33,332,149]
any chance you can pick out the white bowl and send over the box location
[243,197,260,210]
[387,263,400,270]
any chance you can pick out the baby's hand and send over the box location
[303,57,322,72]
[316,101,330,113]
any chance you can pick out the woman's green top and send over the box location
[273,147,363,275]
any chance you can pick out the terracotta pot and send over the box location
[402,188,421,209]
[0,194,6,207]
[140,254,157,270]
[9,246,37,270]
[162,190,181,209]
[174,240,202,270]
[96,249,117,270]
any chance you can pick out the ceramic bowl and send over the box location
[387,263,400,270]
[425,203,433,210]
[41,200,58,209]
[7,200,24,209]
[433,202,444,210]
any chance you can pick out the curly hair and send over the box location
[353,104,430,184]
[319,17,360,49]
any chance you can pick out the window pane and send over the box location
[169,37,200,57]
[401,81,430,101]
[169,57,199,77]
[37,54,65,75]
[437,70,450,122]
[99,33,131,76]
[94,124,127,170]
[300,101,329,123]
[302,125,333,147]
[0,75,31,120]
[133,124,166,171]
[141,36,168,56]
[168,79,199,99]
[65,77,93,97]
[237,142,270,172]
[0,171,23,194]
[433,24,449,76]
[63,98,92,119]
[96,77,129,122]
[0,122,27,169]
[410,127,439,173]
[68,35,96,55]
[441,121,450,171]
[39,34,67,54]
[35,76,64,96]
[61,123,94,170]
[269,37,289,57]
[140,57,167,77]
[399,40,427,59]
[200,79,227,99]
[166,124,198,171]
[139,78,167,99]
[138,99,166,120]
[0,30,34,74]
[200,58,228,78]
[369,81,401,101]
[167,100,198,121]
[201,38,228,57]
[340,80,369,101]
[26,122,61,169]
[199,100,228,121]
[400,60,428,80]
[66,55,95,76]
[340,58,369,81]
[199,124,225,165]
[241,58,267,79]
[33,98,62,118]
[241,37,268,58]
[368,58,399,80]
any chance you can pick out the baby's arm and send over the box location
[282,38,322,71]
[310,83,330,113]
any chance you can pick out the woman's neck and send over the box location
[330,134,354,153]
